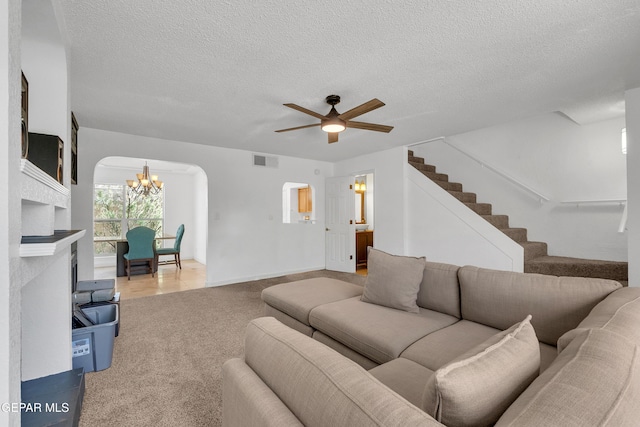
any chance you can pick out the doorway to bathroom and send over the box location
[354,173,374,275]
[325,172,374,274]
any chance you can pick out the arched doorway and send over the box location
[92,156,208,297]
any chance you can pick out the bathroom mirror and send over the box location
[355,191,365,223]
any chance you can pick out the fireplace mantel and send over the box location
[20,229,86,257]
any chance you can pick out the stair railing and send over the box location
[410,138,550,203]
[560,199,628,233]
[409,138,627,232]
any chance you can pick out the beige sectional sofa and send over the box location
[222,249,640,426]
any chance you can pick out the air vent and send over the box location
[252,154,279,168]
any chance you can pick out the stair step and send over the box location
[525,256,628,282]
[449,191,477,203]
[434,181,463,192]
[409,162,437,173]
[520,241,548,260]
[421,170,449,182]
[408,149,414,157]
[501,227,528,242]
[481,214,509,228]
[408,155,425,164]
[464,202,492,215]
[447,182,463,192]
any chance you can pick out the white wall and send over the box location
[406,166,523,270]
[21,40,69,178]
[21,253,71,380]
[193,168,207,263]
[626,88,640,286]
[93,161,203,262]
[415,112,628,262]
[1,0,22,423]
[73,128,333,286]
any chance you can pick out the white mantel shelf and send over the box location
[20,229,86,257]
[20,159,69,197]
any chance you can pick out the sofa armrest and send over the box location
[222,358,303,427]
[242,317,443,427]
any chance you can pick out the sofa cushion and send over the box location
[222,358,304,426]
[264,304,314,337]
[313,331,379,370]
[458,266,621,346]
[557,287,640,352]
[401,320,501,371]
[417,261,461,318]
[369,358,435,408]
[261,278,363,326]
[361,248,426,313]
[422,315,540,427]
[243,317,444,427]
[402,320,557,374]
[310,297,459,364]
[496,328,640,426]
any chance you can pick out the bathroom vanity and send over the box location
[355,230,374,268]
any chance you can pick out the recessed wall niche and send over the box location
[282,182,316,224]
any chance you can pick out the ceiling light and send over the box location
[321,118,346,133]
[127,162,163,196]
[622,128,627,154]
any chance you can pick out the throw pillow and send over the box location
[422,315,540,427]
[360,248,425,313]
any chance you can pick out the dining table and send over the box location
[94,233,176,277]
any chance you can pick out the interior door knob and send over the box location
[326,228,330,231]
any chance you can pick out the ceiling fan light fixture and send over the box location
[276,95,392,142]
[321,118,346,133]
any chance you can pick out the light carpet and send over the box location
[79,270,365,427]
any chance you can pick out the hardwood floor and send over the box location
[94,260,366,300]
[93,259,206,300]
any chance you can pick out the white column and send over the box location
[0,0,24,425]
[625,87,640,286]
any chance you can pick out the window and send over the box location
[93,184,164,255]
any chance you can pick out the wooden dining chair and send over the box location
[124,226,156,280]
[155,224,184,269]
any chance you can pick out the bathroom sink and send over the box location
[355,224,369,231]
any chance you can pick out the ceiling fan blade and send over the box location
[338,99,385,121]
[328,132,339,144]
[346,121,394,133]
[283,103,327,120]
[275,123,320,133]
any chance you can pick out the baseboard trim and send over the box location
[206,266,326,287]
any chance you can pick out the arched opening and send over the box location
[92,156,208,296]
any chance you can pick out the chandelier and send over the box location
[126,162,163,196]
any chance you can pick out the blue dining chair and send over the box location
[124,226,156,280]
[156,224,184,269]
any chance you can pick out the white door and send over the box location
[325,176,356,272]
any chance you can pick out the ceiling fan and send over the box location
[275,95,394,144]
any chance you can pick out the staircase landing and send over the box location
[408,150,628,283]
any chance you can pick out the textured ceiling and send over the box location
[48,0,640,162]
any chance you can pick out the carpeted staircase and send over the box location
[408,150,628,284]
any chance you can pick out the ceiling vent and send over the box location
[252,154,279,168]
